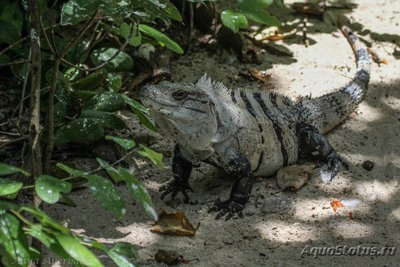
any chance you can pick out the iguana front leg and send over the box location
[297,123,349,180]
[209,149,254,221]
[160,145,193,203]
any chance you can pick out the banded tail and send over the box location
[299,26,371,133]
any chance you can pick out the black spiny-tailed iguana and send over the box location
[139,26,370,220]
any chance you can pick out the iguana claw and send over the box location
[209,199,244,221]
[160,179,193,203]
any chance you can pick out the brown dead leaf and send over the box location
[154,250,197,266]
[151,210,200,236]
[330,199,345,212]
[367,48,388,65]
[240,68,272,85]
[276,164,315,191]
[292,2,323,16]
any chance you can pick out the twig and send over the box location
[28,0,43,264]
[43,11,99,174]
[0,136,29,149]
[0,59,31,68]
[61,24,134,72]
[17,49,32,135]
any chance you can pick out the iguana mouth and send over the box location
[147,98,208,114]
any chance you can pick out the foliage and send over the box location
[0,0,283,265]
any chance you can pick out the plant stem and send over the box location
[28,0,43,265]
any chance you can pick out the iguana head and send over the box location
[140,77,220,161]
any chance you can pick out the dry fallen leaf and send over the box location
[330,199,345,212]
[151,210,200,236]
[367,48,388,65]
[240,68,272,85]
[154,250,197,266]
[276,164,315,191]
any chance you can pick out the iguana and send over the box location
[139,26,370,220]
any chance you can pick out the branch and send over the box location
[28,0,43,264]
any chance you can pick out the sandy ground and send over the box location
[45,1,400,266]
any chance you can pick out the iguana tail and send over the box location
[299,26,371,134]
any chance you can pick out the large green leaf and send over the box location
[55,118,105,145]
[239,8,280,26]
[61,0,133,26]
[107,72,123,92]
[105,136,136,150]
[26,224,72,260]
[0,201,20,212]
[122,95,156,132]
[87,175,126,218]
[54,234,104,267]
[96,158,124,184]
[56,163,87,177]
[221,10,248,33]
[20,207,70,235]
[119,23,142,47]
[0,211,31,266]
[80,110,126,130]
[117,168,157,221]
[0,2,23,44]
[137,145,163,169]
[163,2,182,22]
[139,24,183,54]
[0,163,30,177]
[71,70,107,91]
[35,175,72,204]
[0,179,23,198]
[237,0,280,26]
[83,92,126,112]
[90,48,134,72]
[106,243,138,267]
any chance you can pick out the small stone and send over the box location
[362,160,374,171]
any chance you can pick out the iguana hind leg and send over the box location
[160,145,193,203]
[297,123,349,180]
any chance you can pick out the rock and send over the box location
[261,196,294,215]
[362,160,374,171]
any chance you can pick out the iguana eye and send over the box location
[172,90,188,100]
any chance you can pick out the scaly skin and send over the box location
[139,26,370,220]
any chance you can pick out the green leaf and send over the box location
[56,163,87,177]
[59,194,77,207]
[55,118,105,145]
[139,24,183,54]
[83,92,126,112]
[35,175,72,204]
[96,158,124,184]
[54,234,104,267]
[0,179,23,198]
[107,73,123,92]
[221,10,248,33]
[163,2,182,22]
[0,2,23,44]
[122,95,156,132]
[60,0,99,25]
[87,175,126,218]
[112,243,138,260]
[71,70,107,91]
[119,23,142,47]
[106,249,136,267]
[80,110,126,130]
[26,224,72,260]
[0,163,30,177]
[0,212,31,266]
[238,0,274,9]
[20,207,69,235]
[0,201,20,211]
[105,136,136,150]
[117,168,157,221]
[54,101,67,127]
[137,145,163,169]
[91,48,134,72]
[239,8,280,26]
